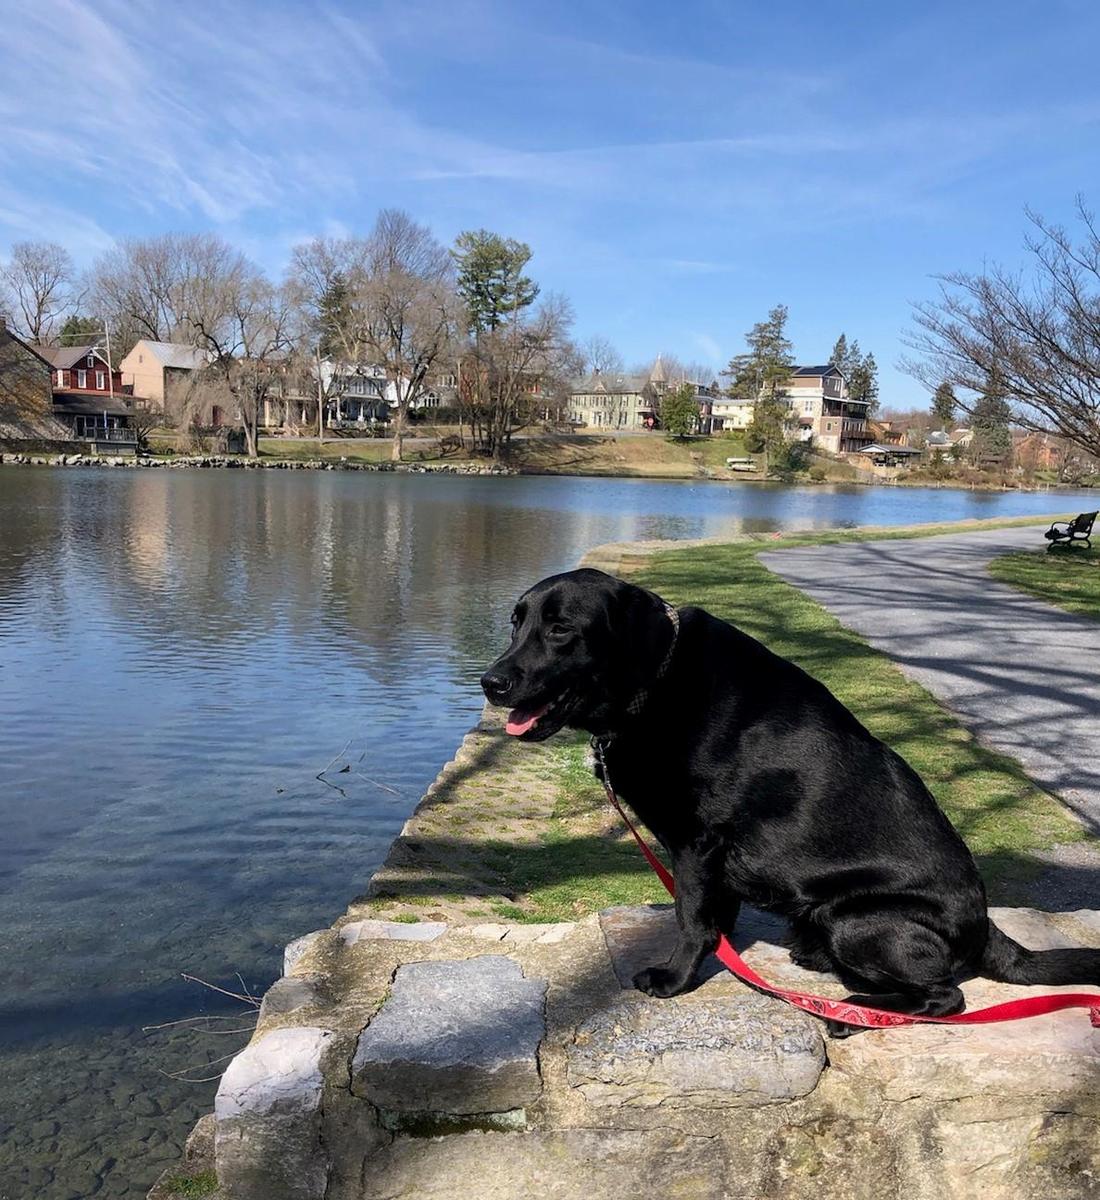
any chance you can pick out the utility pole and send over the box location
[316,344,324,447]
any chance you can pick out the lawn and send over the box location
[987,545,1100,621]
[629,538,1085,891]
[363,520,1090,927]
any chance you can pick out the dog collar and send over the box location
[625,603,680,717]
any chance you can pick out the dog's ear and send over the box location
[599,578,674,706]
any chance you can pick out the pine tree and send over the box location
[931,382,956,430]
[830,333,848,371]
[726,304,795,467]
[452,230,539,334]
[848,351,879,414]
[969,369,1012,467]
[317,275,353,359]
[58,314,102,343]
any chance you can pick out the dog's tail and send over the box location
[981,919,1100,985]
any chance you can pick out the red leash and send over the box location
[598,763,1100,1031]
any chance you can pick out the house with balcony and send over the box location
[39,344,138,446]
[785,365,873,454]
[711,364,872,451]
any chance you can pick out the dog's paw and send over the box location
[825,1019,865,1040]
[632,964,687,998]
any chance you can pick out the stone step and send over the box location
[351,956,547,1118]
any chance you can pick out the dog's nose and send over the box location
[481,671,513,704]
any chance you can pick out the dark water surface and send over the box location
[0,467,1091,1198]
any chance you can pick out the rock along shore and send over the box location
[0,451,515,475]
[150,712,1100,1200]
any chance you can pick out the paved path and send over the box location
[760,524,1100,833]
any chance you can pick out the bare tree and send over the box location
[91,233,251,357]
[0,241,77,344]
[189,273,296,458]
[286,236,372,363]
[461,294,580,461]
[580,334,624,376]
[360,210,457,462]
[903,198,1100,460]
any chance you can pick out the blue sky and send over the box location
[3,0,1100,405]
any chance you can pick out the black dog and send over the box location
[482,568,1100,1028]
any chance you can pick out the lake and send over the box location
[0,467,1090,1199]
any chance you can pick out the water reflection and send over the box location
[0,467,1090,1199]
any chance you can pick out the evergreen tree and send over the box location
[830,333,849,371]
[725,305,795,468]
[452,230,539,333]
[848,351,879,414]
[317,275,353,359]
[58,314,103,343]
[661,383,699,439]
[969,369,1012,466]
[931,382,956,429]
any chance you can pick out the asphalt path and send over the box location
[760,524,1100,835]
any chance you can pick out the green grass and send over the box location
[159,1171,217,1198]
[988,545,1100,621]
[627,537,1087,894]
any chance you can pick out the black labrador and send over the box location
[481,568,1099,1029]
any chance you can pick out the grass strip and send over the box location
[987,546,1100,621]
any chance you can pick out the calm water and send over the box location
[0,467,1091,1199]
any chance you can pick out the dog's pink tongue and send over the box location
[506,702,550,736]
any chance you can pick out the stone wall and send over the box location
[150,722,1100,1200]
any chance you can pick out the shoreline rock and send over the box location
[0,450,516,475]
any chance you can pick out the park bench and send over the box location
[439,434,464,456]
[1044,510,1096,549]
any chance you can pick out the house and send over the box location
[868,419,905,446]
[0,325,72,442]
[39,344,137,446]
[568,358,715,432]
[711,364,873,451]
[859,443,923,468]
[710,397,756,431]
[320,363,393,428]
[40,344,124,397]
[785,365,873,454]
[119,340,213,409]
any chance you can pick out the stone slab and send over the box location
[361,1129,735,1200]
[352,956,546,1114]
[259,975,328,1020]
[568,991,824,1108]
[283,930,326,974]
[599,903,845,996]
[340,918,447,945]
[215,1026,333,1200]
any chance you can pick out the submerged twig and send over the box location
[180,973,261,1007]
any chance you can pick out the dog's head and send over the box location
[480,568,678,741]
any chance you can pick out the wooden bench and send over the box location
[1044,510,1096,549]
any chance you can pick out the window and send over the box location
[138,354,143,364]
[77,370,87,388]
[57,369,65,386]
[96,371,105,390]
[87,354,95,368]
[803,400,814,415]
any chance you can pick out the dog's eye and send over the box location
[546,623,571,640]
